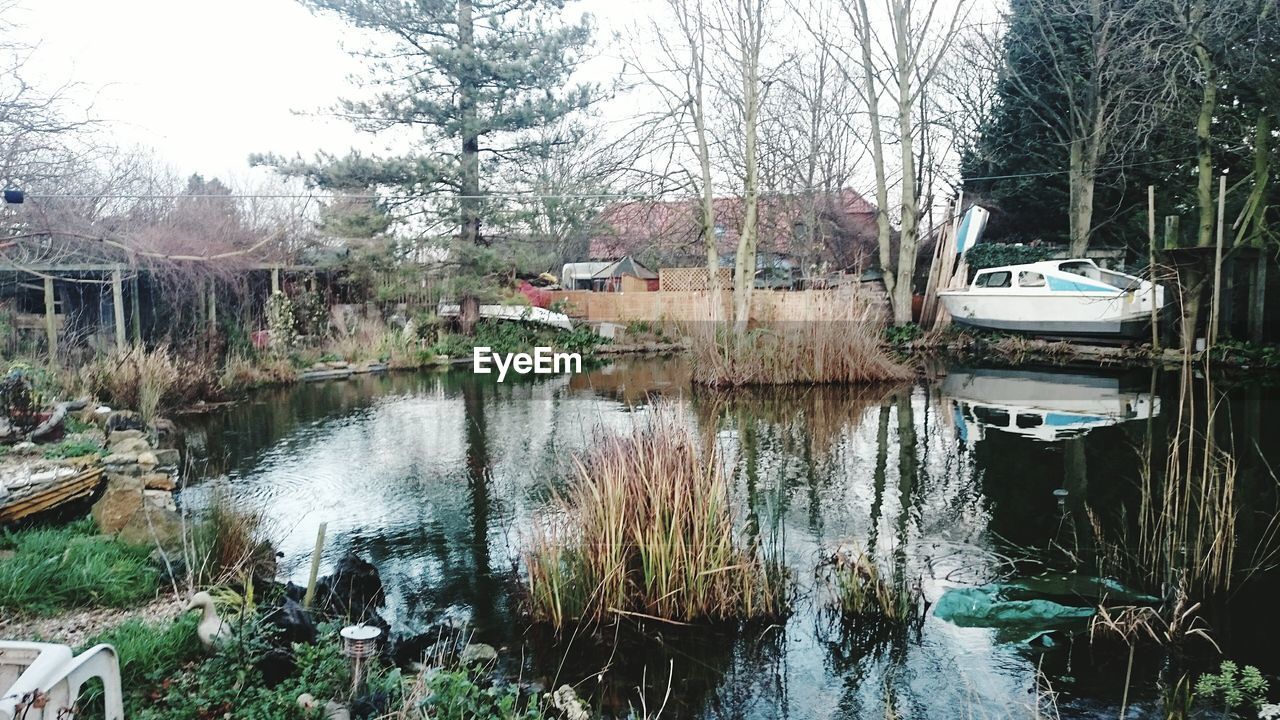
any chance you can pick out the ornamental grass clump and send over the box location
[524,406,785,630]
[687,291,909,387]
[821,546,922,624]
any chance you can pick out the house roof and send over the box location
[592,255,658,280]
[588,189,879,262]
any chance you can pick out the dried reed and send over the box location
[686,291,909,387]
[523,405,786,629]
[1139,362,1238,593]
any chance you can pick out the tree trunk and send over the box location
[732,0,762,332]
[1193,42,1217,249]
[854,0,896,313]
[1180,28,1218,354]
[458,295,480,336]
[892,0,917,325]
[458,0,482,246]
[692,13,722,322]
[1067,137,1096,257]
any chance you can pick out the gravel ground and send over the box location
[0,593,186,648]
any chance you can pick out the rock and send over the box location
[459,643,497,667]
[109,437,151,455]
[91,473,181,546]
[150,418,179,449]
[107,429,145,444]
[264,596,317,647]
[142,473,177,491]
[105,411,145,436]
[91,474,146,534]
[102,452,139,466]
[12,441,37,454]
[143,489,177,512]
[152,448,181,467]
[552,685,591,720]
[137,451,159,467]
[316,553,386,622]
[116,500,182,547]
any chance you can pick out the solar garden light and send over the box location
[340,624,381,696]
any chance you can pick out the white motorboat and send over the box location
[938,259,1164,338]
[942,367,1160,444]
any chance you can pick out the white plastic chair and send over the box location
[0,641,124,720]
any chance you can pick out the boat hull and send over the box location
[939,292,1153,338]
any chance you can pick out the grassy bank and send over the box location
[524,405,786,629]
[0,520,161,616]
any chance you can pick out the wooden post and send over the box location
[271,267,280,295]
[302,522,327,609]
[130,276,142,346]
[207,279,217,332]
[43,276,57,363]
[111,268,126,354]
[1164,215,1180,250]
[1147,186,1159,351]
[1209,174,1227,346]
[1250,253,1267,344]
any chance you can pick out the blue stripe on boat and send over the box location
[1047,276,1115,293]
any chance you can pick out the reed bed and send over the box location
[1139,362,1238,594]
[820,546,922,623]
[523,405,786,630]
[686,292,909,387]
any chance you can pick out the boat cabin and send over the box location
[970,260,1144,294]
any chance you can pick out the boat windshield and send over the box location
[1058,261,1141,291]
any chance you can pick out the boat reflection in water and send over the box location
[943,367,1160,444]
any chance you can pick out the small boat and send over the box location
[942,367,1160,444]
[938,259,1164,338]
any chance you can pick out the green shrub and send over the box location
[0,520,160,615]
[964,243,1056,272]
[85,615,203,695]
[1195,661,1270,718]
[42,438,106,459]
[414,668,542,720]
[132,622,355,720]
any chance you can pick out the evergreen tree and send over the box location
[255,0,594,247]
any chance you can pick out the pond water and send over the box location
[178,357,1280,719]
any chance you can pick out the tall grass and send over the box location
[524,405,785,630]
[821,546,922,623]
[78,345,221,419]
[1139,363,1238,594]
[219,352,298,391]
[0,519,160,615]
[687,292,909,386]
[175,494,276,590]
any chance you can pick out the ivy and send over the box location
[964,243,1057,271]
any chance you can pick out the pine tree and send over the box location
[255,0,593,246]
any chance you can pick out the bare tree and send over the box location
[714,0,770,329]
[837,0,968,324]
[1001,0,1174,256]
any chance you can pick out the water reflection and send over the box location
[178,359,1280,720]
[943,367,1160,444]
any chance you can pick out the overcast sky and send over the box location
[12,0,638,182]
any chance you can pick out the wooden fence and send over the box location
[658,267,736,291]
[546,285,890,324]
